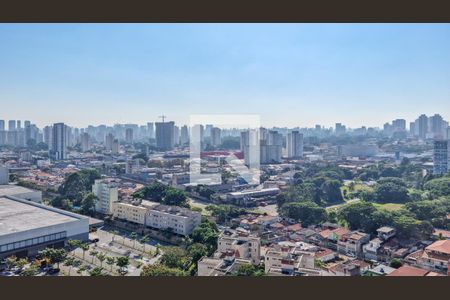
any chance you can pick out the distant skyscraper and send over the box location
[0,120,5,131]
[51,123,67,160]
[173,125,180,146]
[286,131,304,159]
[430,114,444,138]
[409,122,416,137]
[211,127,222,147]
[16,120,21,130]
[8,120,16,131]
[43,125,53,146]
[156,121,175,151]
[261,130,282,164]
[125,128,133,144]
[147,122,154,139]
[433,140,450,175]
[81,132,91,152]
[447,127,450,140]
[105,133,114,151]
[335,123,346,135]
[180,125,189,145]
[418,114,428,139]
[392,119,406,132]
[112,138,120,154]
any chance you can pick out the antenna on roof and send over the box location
[158,115,167,123]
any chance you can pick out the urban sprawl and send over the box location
[0,114,450,277]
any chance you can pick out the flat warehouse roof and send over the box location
[0,197,78,236]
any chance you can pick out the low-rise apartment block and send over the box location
[146,204,201,236]
[337,231,370,258]
[217,229,261,265]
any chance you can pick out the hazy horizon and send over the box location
[1,24,449,128]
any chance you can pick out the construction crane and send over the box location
[158,115,167,123]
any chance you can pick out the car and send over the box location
[46,268,60,275]
[89,238,100,243]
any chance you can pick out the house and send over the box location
[377,226,396,241]
[406,240,450,274]
[197,256,253,276]
[217,229,261,265]
[362,238,383,261]
[317,227,350,250]
[387,265,430,276]
[337,231,370,258]
[264,244,320,276]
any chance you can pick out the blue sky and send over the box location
[0,24,449,128]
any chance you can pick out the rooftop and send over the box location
[387,265,429,276]
[0,184,38,197]
[0,196,80,236]
[426,240,450,255]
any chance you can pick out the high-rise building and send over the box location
[261,130,283,164]
[433,140,450,175]
[0,120,5,131]
[335,123,346,136]
[16,120,21,130]
[180,125,189,145]
[409,122,416,137]
[51,123,67,160]
[447,127,450,140]
[211,127,222,147]
[155,121,175,151]
[8,120,16,131]
[147,122,154,139]
[241,129,260,166]
[112,138,120,154]
[125,128,133,144]
[43,125,53,146]
[81,132,91,152]
[173,125,180,146]
[92,179,118,215]
[105,133,114,151]
[286,131,304,159]
[418,114,428,139]
[392,119,406,132]
[430,114,445,138]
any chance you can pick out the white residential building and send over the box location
[92,179,118,215]
[146,204,201,236]
[286,131,303,159]
[217,230,261,265]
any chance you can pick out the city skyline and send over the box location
[1,24,450,128]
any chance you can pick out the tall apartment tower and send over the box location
[125,128,133,144]
[155,121,175,151]
[81,132,91,152]
[147,122,154,139]
[43,125,53,146]
[433,140,450,175]
[211,127,222,147]
[286,131,304,159]
[180,125,189,145]
[105,133,114,151]
[8,120,16,131]
[51,123,67,160]
[0,120,5,131]
[418,114,428,139]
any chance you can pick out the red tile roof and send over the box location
[387,265,429,277]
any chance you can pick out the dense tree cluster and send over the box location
[132,182,189,207]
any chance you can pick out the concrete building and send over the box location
[0,184,42,203]
[337,231,370,258]
[261,130,283,164]
[406,240,450,274]
[180,125,189,145]
[113,200,156,225]
[125,128,133,144]
[433,140,450,175]
[265,245,318,276]
[50,123,67,160]
[226,187,280,202]
[155,121,175,151]
[92,179,119,215]
[80,132,91,152]
[340,144,379,157]
[146,204,201,236]
[0,196,89,258]
[286,131,303,159]
[217,230,261,265]
[105,133,114,151]
[211,127,222,147]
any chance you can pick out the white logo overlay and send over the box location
[189,114,261,186]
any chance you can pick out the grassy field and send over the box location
[373,203,404,212]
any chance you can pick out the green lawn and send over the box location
[373,203,404,212]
